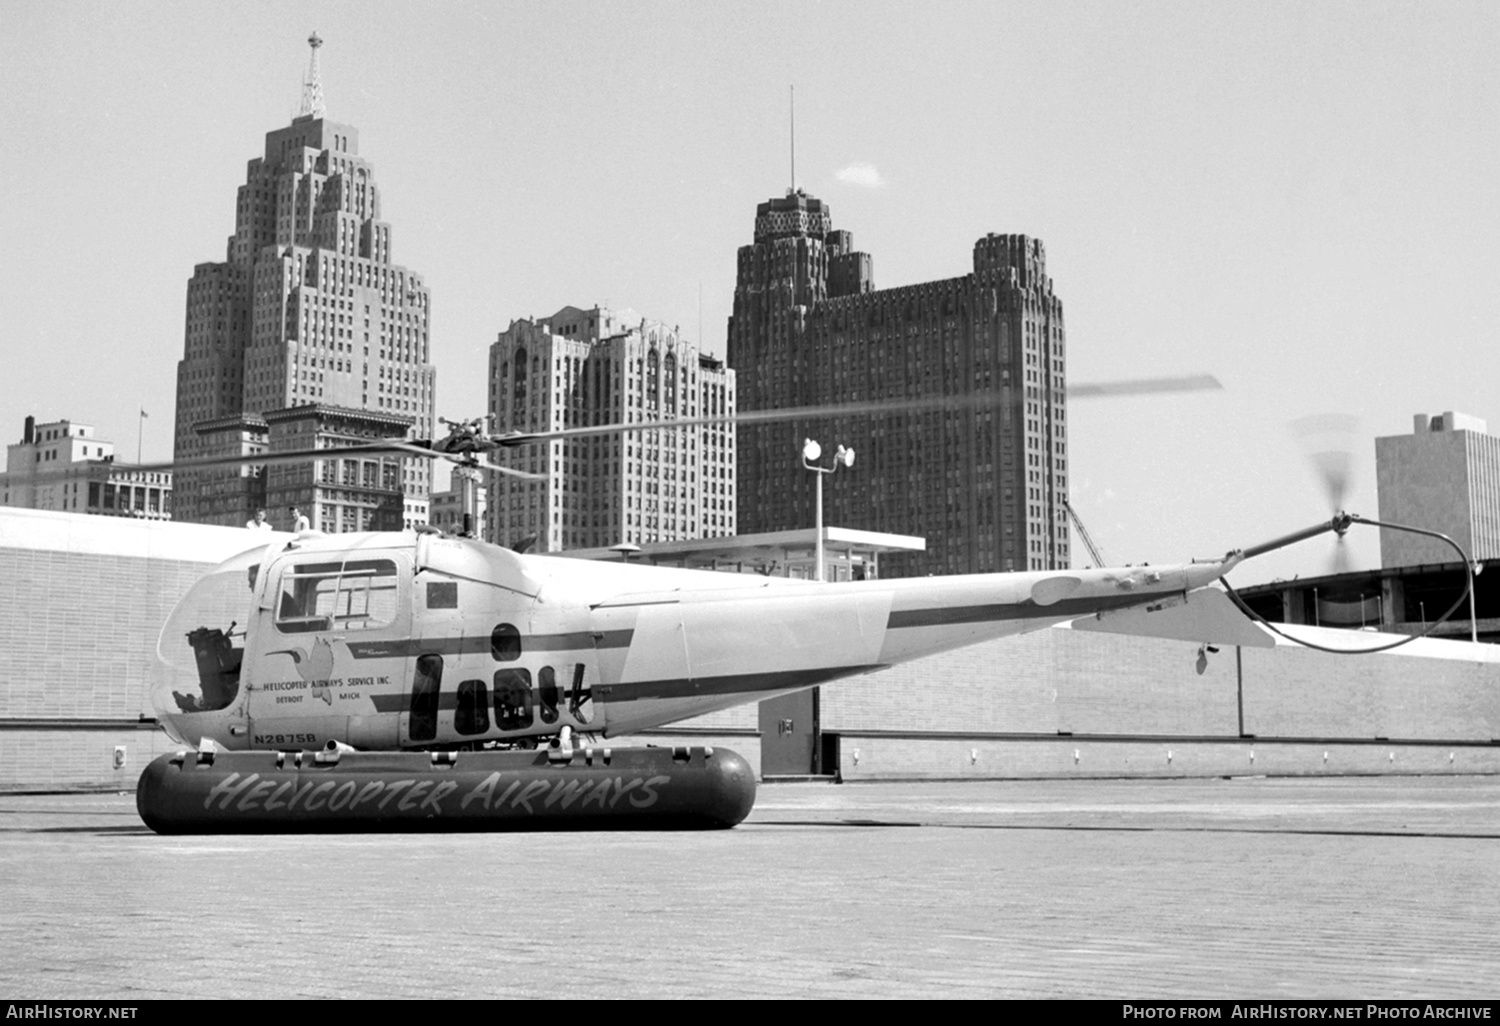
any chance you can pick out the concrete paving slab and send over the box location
[0,777,1496,999]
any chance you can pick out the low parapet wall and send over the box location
[679,613,1500,780]
[815,622,1500,780]
[0,508,271,790]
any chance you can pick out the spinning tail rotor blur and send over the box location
[1292,413,1363,575]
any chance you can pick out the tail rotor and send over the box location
[1292,413,1362,575]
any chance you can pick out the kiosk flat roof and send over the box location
[562,526,926,567]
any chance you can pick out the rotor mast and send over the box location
[459,464,480,538]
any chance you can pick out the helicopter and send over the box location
[150,377,1420,757]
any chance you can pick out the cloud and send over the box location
[836,163,886,188]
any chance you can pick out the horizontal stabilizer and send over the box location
[1066,585,1273,648]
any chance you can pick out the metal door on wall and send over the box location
[758,687,819,776]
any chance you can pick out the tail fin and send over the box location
[1066,586,1272,648]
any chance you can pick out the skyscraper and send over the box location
[728,190,1068,576]
[172,35,436,529]
[487,304,735,552]
[1377,411,1500,567]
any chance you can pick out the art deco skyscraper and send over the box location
[728,190,1069,576]
[173,35,436,527]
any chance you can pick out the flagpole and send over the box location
[138,410,146,463]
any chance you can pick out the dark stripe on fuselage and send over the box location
[345,629,634,659]
[365,663,883,713]
[370,693,403,713]
[885,592,1176,630]
[595,665,885,703]
[369,692,533,713]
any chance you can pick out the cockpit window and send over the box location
[275,558,399,633]
[154,543,264,722]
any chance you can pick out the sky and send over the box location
[1,0,1495,586]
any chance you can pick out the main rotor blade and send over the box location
[137,373,1221,473]
[143,437,546,482]
[136,440,425,474]
[494,373,1224,447]
[1068,374,1222,398]
[473,457,546,483]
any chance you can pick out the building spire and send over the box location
[788,85,796,196]
[300,32,326,118]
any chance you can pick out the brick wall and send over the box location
[821,629,1241,736]
[0,508,272,790]
[810,625,1500,778]
[2,726,192,792]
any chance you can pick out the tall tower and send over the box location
[728,190,1068,576]
[173,34,436,528]
[487,305,735,552]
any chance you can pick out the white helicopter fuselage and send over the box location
[155,530,1239,752]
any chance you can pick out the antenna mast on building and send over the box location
[789,85,796,195]
[301,32,326,118]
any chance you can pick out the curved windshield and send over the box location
[153,544,266,718]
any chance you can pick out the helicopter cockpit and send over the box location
[154,543,267,720]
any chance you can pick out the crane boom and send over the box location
[1062,498,1107,567]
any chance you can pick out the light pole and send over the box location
[801,438,854,583]
[1470,561,1483,644]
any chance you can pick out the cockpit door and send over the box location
[246,550,411,750]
